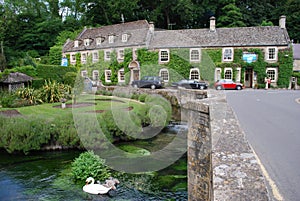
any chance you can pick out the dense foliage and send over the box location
[0,0,299,69]
[71,151,111,181]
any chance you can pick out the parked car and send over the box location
[172,79,208,90]
[132,76,164,89]
[214,79,243,90]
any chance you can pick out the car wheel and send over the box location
[216,85,222,90]
[200,85,205,90]
[150,84,156,89]
[236,85,242,90]
[133,84,138,88]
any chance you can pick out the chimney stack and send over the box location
[210,16,216,32]
[279,15,286,29]
[149,21,155,34]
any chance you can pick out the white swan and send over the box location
[83,177,116,195]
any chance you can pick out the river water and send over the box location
[0,124,188,201]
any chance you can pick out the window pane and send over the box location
[268,48,275,60]
[105,51,111,59]
[191,50,200,61]
[190,70,199,80]
[160,70,169,81]
[224,70,232,79]
[267,70,275,80]
[119,71,125,81]
[223,49,233,60]
[119,50,124,59]
[160,51,169,61]
[106,71,111,81]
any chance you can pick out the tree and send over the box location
[236,0,272,26]
[217,0,246,27]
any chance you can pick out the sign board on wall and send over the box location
[243,53,257,63]
[61,57,68,66]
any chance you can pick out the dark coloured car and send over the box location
[132,76,164,89]
[172,79,208,90]
[214,79,243,90]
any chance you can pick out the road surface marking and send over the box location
[252,148,284,201]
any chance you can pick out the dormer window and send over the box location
[96,37,102,46]
[122,34,128,42]
[84,39,90,46]
[109,35,114,44]
[74,40,79,48]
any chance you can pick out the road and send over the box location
[225,89,300,201]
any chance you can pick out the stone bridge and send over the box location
[103,86,270,200]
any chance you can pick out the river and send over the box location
[0,124,188,201]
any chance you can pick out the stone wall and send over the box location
[182,90,269,201]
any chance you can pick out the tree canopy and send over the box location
[0,0,298,69]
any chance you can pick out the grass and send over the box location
[1,95,144,119]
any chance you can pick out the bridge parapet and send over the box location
[183,90,269,200]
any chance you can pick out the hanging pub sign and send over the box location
[61,57,68,66]
[242,53,257,63]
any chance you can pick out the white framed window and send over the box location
[81,53,87,63]
[92,70,99,80]
[222,48,234,61]
[215,68,222,81]
[109,35,114,44]
[159,69,169,82]
[159,49,169,63]
[81,70,87,77]
[266,47,277,61]
[190,68,200,80]
[96,38,102,45]
[71,54,76,62]
[224,68,233,79]
[122,34,128,42]
[105,50,111,61]
[93,51,99,62]
[118,69,125,83]
[190,48,201,62]
[118,49,124,60]
[266,67,278,81]
[84,39,90,46]
[74,40,79,48]
[105,70,112,82]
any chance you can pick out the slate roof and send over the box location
[63,20,290,53]
[0,72,33,84]
[63,20,150,53]
[293,44,300,59]
[149,26,290,49]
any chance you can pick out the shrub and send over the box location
[71,151,111,181]
[0,116,52,154]
[39,80,71,103]
[138,94,148,102]
[0,92,17,108]
[15,87,43,106]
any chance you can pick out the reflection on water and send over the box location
[0,124,188,201]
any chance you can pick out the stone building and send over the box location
[0,72,33,92]
[62,16,291,88]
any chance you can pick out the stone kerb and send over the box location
[183,90,269,201]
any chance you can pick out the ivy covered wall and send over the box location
[67,46,293,88]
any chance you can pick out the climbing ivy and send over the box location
[277,49,293,88]
[72,46,292,88]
